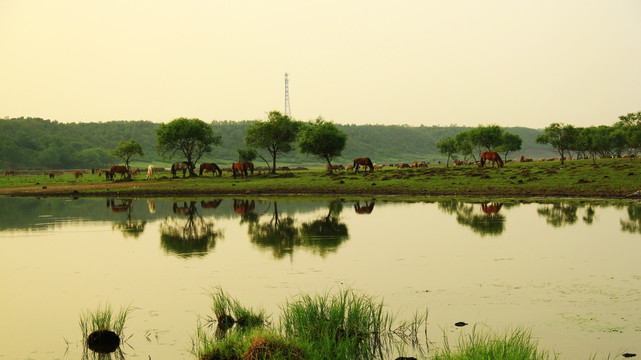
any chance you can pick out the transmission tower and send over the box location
[284,73,292,118]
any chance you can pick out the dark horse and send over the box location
[232,162,247,179]
[244,162,254,175]
[353,157,374,173]
[199,163,222,177]
[171,162,193,178]
[480,151,504,168]
[354,201,375,214]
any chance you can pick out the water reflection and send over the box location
[247,201,349,259]
[159,201,222,257]
[621,203,641,234]
[354,200,375,214]
[107,198,146,238]
[537,203,579,227]
[437,200,506,236]
[233,199,259,224]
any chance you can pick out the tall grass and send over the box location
[79,303,133,339]
[431,325,556,360]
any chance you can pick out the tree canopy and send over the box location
[298,117,348,172]
[245,111,300,173]
[156,118,221,175]
[110,139,144,170]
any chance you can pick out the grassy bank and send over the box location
[2,158,641,198]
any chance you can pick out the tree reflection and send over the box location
[299,201,349,257]
[159,201,222,257]
[107,198,146,238]
[248,202,300,259]
[537,203,578,227]
[620,203,641,234]
[455,202,506,236]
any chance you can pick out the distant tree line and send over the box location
[1,115,564,170]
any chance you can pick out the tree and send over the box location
[436,137,457,167]
[536,123,578,165]
[497,132,522,162]
[237,148,257,163]
[156,118,222,176]
[110,140,144,171]
[298,117,348,173]
[245,111,300,174]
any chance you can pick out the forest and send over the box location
[0,117,553,170]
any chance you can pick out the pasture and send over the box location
[2,158,641,198]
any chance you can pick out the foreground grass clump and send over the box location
[432,325,556,360]
[79,303,133,354]
[195,288,427,360]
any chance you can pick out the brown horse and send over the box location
[108,199,132,213]
[233,199,255,214]
[48,172,55,179]
[481,202,503,214]
[172,202,194,215]
[108,165,129,180]
[73,170,83,178]
[480,151,504,168]
[199,163,222,177]
[201,199,223,209]
[353,157,374,172]
[354,201,375,214]
[232,162,248,179]
[244,162,254,175]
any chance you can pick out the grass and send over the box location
[79,303,133,340]
[431,325,556,360]
[2,158,641,198]
[194,288,428,360]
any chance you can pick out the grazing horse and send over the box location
[171,162,192,178]
[480,151,504,168]
[481,202,503,215]
[73,170,83,178]
[201,199,223,209]
[353,157,374,173]
[146,165,154,180]
[48,172,55,178]
[199,163,222,177]
[4,170,15,176]
[354,201,375,214]
[108,199,132,213]
[232,162,248,179]
[108,165,129,180]
[244,162,254,175]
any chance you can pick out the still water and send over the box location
[0,197,640,359]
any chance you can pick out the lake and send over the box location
[0,196,639,359]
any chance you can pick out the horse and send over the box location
[171,162,192,178]
[146,165,154,180]
[97,168,102,177]
[4,170,15,176]
[233,199,255,215]
[353,157,374,173]
[199,163,222,177]
[232,162,248,179]
[244,162,254,175]
[73,170,83,178]
[201,199,223,209]
[108,199,132,213]
[354,201,375,214]
[481,202,503,214]
[48,172,55,179]
[173,201,195,215]
[480,151,504,168]
[104,170,112,181]
[280,166,290,172]
[108,165,129,180]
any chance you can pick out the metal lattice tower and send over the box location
[284,73,292,118]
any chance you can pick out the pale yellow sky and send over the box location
[1,0,640,128]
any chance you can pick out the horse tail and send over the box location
[199,164,203,176]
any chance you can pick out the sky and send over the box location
[1,1,640,129]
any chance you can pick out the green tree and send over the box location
[156,118,222,176]
[497,132,523,162]
[536,123,578,165]
[237,148,258,163]
[110,139,144,170]
[436,137,457,167]
[298,117,348,173]
[245,111,300,173]
[475,125,504,152]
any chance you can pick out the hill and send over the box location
[0,117,554,170]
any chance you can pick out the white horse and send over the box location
[146,165,154,180]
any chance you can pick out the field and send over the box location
[2,158,641,199]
